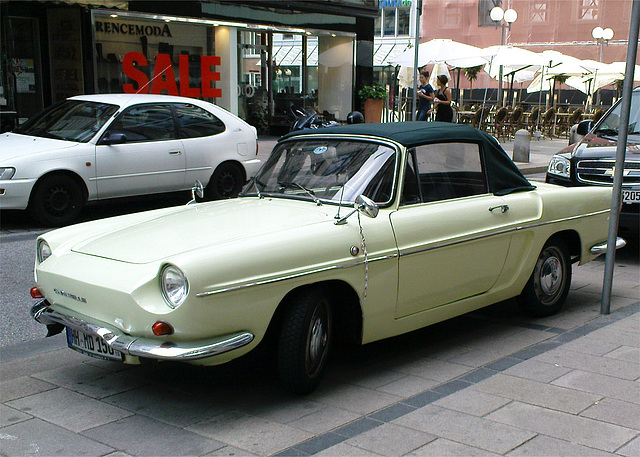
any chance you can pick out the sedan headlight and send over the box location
[37,240,52,263]
[547,155,571,178]
[161,265,189,309]
[0,168,16,180]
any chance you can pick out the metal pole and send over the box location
[595,40,604,107]
[411,0,422,121]
[601,0,639,314]
[498,24,504,107]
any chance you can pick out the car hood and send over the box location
[572,133,640,160]
[70,198,336,264]
[0,132,80,161]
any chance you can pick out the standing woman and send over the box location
[434,75,454,123]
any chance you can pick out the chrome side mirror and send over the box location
[355,195,379,219]
[335,194,379,225]
[187,180,205,205]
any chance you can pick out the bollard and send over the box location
[513,129,531,163]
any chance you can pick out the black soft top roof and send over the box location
[282,122,535,196]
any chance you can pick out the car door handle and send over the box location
[169,150,182,155]
[489,205,509,213]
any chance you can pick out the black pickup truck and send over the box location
[546,87,640,234]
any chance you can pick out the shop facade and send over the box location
[0,0,377,133]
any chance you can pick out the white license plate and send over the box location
[66,327,122,362]
[622,190,640,204]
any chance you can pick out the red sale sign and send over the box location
[122,52,221,97]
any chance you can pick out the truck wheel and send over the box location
[29,175,83,227]
[206,163,243,200]
[519,238,571,317]
[278,288,332,394]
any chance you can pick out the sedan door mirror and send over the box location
[576,120,593,136]
[99,132,128,145]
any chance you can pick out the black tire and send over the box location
[278,288,332,394]
[519,238,572,317]
[205,163,244,200]
[28,175,84,227]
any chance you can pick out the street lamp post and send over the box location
[592,26,614,107]
[491,6,517,107]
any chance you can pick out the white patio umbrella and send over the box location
[481,45,547,107]
[526,51,596,94]
[482,45,545,82]
[390,38,488,68]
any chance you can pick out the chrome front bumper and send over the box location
[590,237,627,256]
[31,301,254,361]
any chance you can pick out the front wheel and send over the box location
[205,163,244,200]
[519,239,571,317]
[278,288,332,394]
[28,175,84,227]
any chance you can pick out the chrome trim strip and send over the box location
[31,301,254,361]
[398,209,610,258]
[590,237,627,255]
[196,253,397,298]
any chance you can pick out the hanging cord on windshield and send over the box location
[357,211,368,301]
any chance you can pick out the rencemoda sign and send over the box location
[95,21,173,38]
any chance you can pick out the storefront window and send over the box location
[317,35,354,122]
[3,16,44,123]
[238,31,269,132]
[92,11,216,99]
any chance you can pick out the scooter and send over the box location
[289,104,340,131]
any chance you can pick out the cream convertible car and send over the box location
[31,122,622,393]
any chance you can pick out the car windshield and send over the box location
[595,91,640,136]
[245,138,397,205]
[14,100,119,143]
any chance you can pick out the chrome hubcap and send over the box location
[534,246,565,305]
[540,257,562,296]
[306,303,329,376]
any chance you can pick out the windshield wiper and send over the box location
[595,128,619,136]
[278,181,322,205]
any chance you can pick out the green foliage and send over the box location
[358,83,387,100]
[464,66,483,83]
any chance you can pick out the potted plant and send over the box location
[358,83,387,123]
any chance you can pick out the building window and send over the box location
[579,0,598,20]
[379,7,411,37]
[383,8,396,36]
[531,2,548,22]
[396,8,410,36]
[442,6,462,29]
[478,0,502,27]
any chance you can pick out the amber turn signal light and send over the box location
[30,287,43,299]
[152,321,174,336]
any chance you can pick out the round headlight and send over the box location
[161,265,189,309]
[37,240,52,263]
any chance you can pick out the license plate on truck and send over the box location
[622,190,640,204]
[66,327,123,362]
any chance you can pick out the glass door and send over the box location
[238,31,269,134]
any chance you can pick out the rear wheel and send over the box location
[278,288,332,394]
[28,175,84,226]
[519,239,571,317]
[205,163,244,200]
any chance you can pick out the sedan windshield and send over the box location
[246,139,397,205]
[14,100,119,143]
